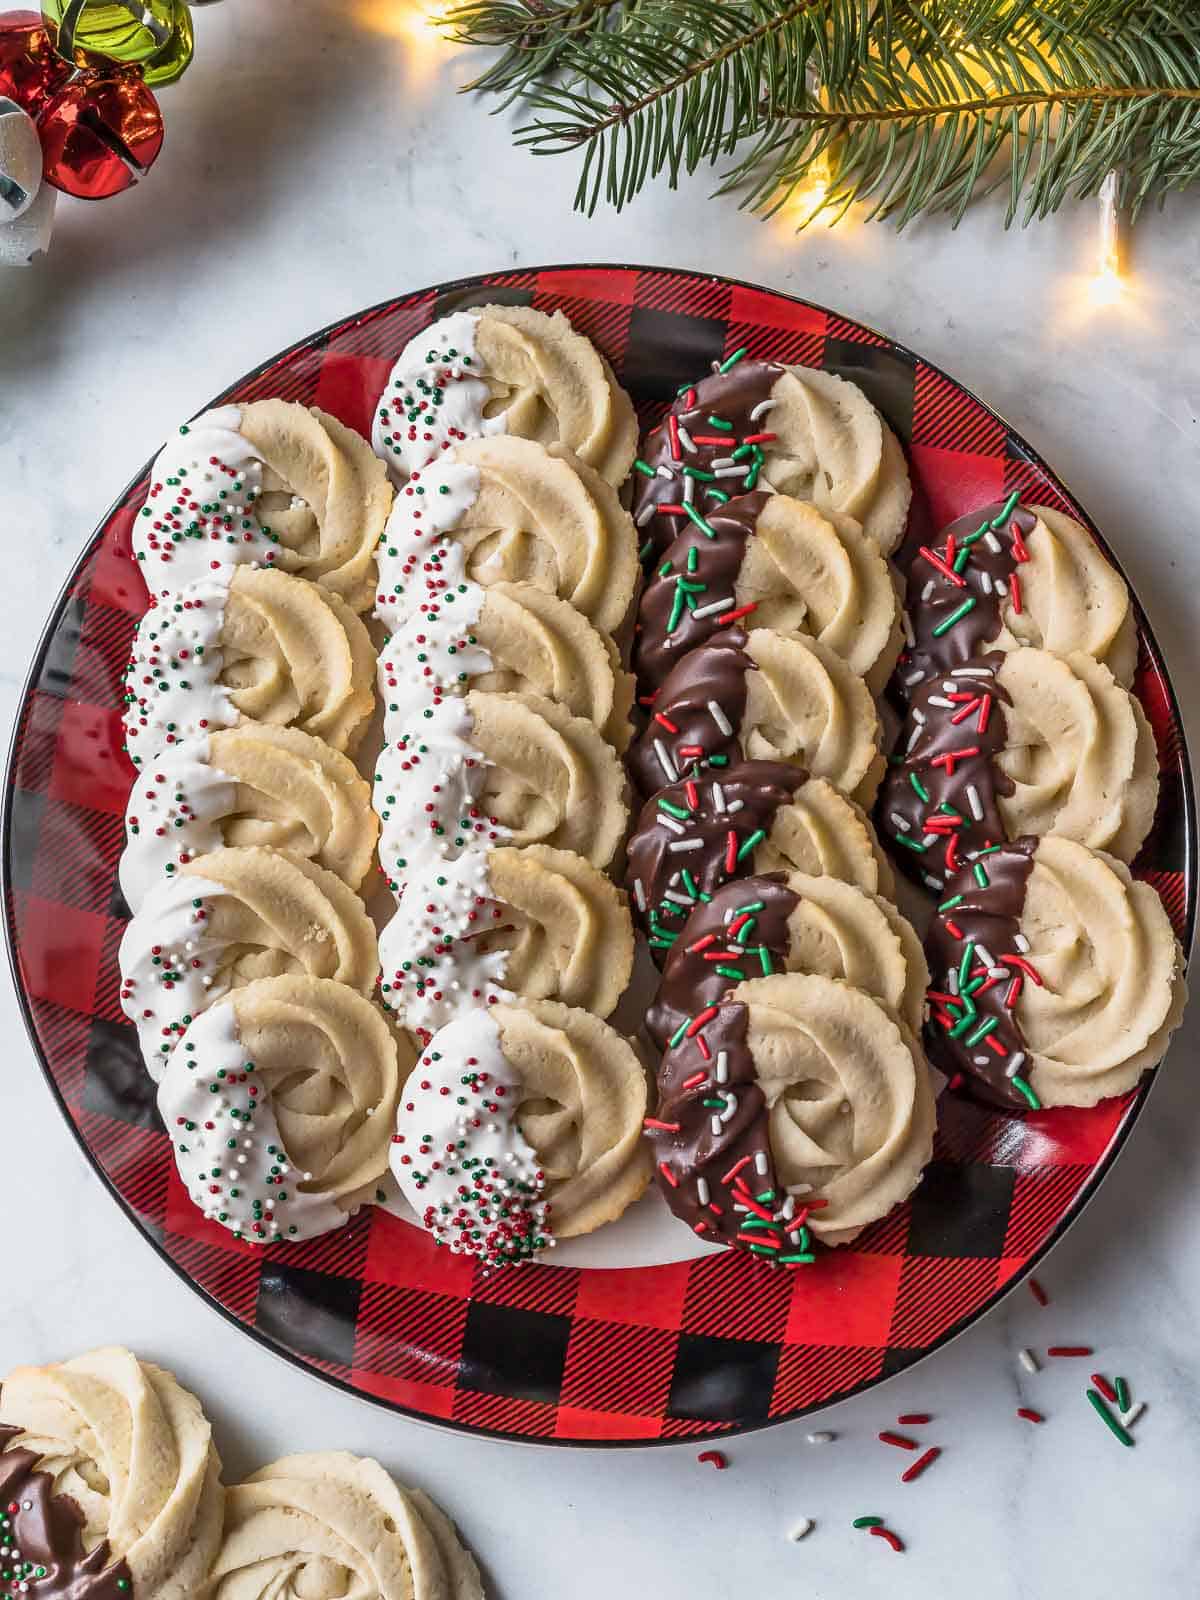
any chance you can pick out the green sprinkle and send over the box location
[1115,1376,1131,1412]
[958,941,976,989]
[965,1016,998,1047]
[708,488,730,504]
[973,863,990,888]
[639,539,653,561]
[990,489,1022,529]
[687,545,698,573]
[1011,1074,1042,1110]
[683,502,719,540]
[705,414,734,430]
[779,1252,816,1264]
[669,1018,689,1048]
[909,772,931,802]
[758,945,775,975]
[1087,1388,1134,1447]
[717,346,748,373]
[659,560,673,577]
[736,900,766,914]
[682,465,716,481]
[933,596,978,636]
[939,893,964,912]
[714,964,745,981]
[953,545,972,573]
[633,458,656,478]
[853,1516,884,1530]
[894,833,928,853]
[658,798,691,820]
[680,868,700,897]
[735,828,766,861]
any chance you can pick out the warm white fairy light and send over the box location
[1091,169,1123,305]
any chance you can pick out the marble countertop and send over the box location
[3,4,1200,1595]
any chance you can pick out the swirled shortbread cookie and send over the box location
[136,401,392,610]
[635,490,901,694]
[879,648,1158,890]
[379,577,633,750]
[161,976,408,1243]
[0,1346,223,1600]
[895,495,1135,692]
[372,302,637,487]
[626,629,883,806]
[625,760,893,961]
[121,722,376,910]
[120,846,378,1077]
[646,873,926,1051]
[646,972,935,1256]
[924,836,1186,1111]
[208,1451,482,1600]
[375,691,627,881]
[375,435,638,638]
[378,843,633,1036]
[632,354,911,558]
[124,566,376,765]
[391,1001,650,1265]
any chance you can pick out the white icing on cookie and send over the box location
[377,850,513,1037]
[123,571,238,767]
[372,312,502,479]
[373,699,508,892]
[134,406,281,585]
[159,1001,344,1243]
[376,571,489,734]
[374,456,481,635]
[120,737,234,912]
[118,873,230,1079]
[390,1011,551,1265]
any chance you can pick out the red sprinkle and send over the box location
[1048,1346,1093,1358]
[1011,518,1030,562]
[690,434,731,446]
[644,1118,681,1133]
[1029,1278,1050,1306]
[741,431,778,445]
[1017,1408,1044,1424]
[725,830,738,874]
[681,1070,708,1090]
[1010,572,1023,614]
[918,545,966,587]
[686,1005,719,1037]
[870,1526,905,1553]
[668,414,682,460]
[879,1431,919,1451]
[897,1413,932,1425]
[721,1155,752,1185]
[901,1446,941,1483]
[1091,1373,1119,1403]
[658,1161,680,1189]
[688,932,718,953]
[697,1450,727,1469]
[654,711,680,734]
[718,603,757,625]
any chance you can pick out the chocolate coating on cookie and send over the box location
[625,760,807,961]
[646,876,798,1051]
[635,493,768,691]
[632,362,784,559]
[877,657,1012,891]
[0,1427,133,1599]
[626,631,752,797]
[923,838,1041,1111]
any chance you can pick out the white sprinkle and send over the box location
[750,398,779,421]
[664,890,695,907]
[890,812,911,833]
[711,1115,723,1137]
[1019,1347,1040,1374]
[807,1431,835,1444]
[942,680,959,693]
[973,1055,990,1066]
[966,783,984,820]
[697,1177,711,1205]
[947,968,959,995]
[1014,933,1030,952]
[668,839,704,852]
[953,665,993,677]
[677,422,696,453]
[711,455,737,470]
[902,610,915,646]
[682,473,696,505]
[786,1182,813,1196]
[988,966,1008,979]
[657,812,686,835]
[923,873,944,891]
[788,1517,815,1542]
[726,798,744,814]
[912,707,927,725]
[654,739,678,782]
[905,669,927,687]
[713,465,751,479]
[980,571,994,595]
[754,1149,768,1173]
[995,578,1009,596]
[633,878,647,912]
[656,464,674,480]
[905,725,922,754]
[1121,1401,1146,1428]
[975,942,995,968]
[711,782,726,812]
[921,580,935,602]
[984,531,1002,553]
[921,833,939,849]
[716,1051,729,1084]
[1006,1051,1027,1079]
[708,699,733,735]
[636,502,658,527]
[691,595,736,620]
[928,695,955,709]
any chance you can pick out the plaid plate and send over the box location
[4,266,1194,1446]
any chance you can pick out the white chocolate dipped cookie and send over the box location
[632,354,911,558]
[372,302,636,486]
[391,1001,650,1265]
[378,576,633,750]
[136,401,392,610]
[124,566,376,766]
[635,489,902,694]
[206,1451,482,1600]
[119,845,378,1078]
[375,435,639,637]
[0,1346,223,1600]
[626,628,883,808]
[121,722,377,910]
[925,836,1186,1111]
[378,842,634,1037]
[160,976,409,1243]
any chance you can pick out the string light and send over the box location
[1091,169,1123,305]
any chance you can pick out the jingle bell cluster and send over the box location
[0,1,204,264]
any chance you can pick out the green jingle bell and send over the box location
[42,0,193,84]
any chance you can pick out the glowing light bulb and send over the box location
[1091,170,1123,305]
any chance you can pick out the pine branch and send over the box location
[442,0,1200,226]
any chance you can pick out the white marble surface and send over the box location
[3,4,1200,1595]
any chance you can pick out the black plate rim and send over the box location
[3,261,1195,1450]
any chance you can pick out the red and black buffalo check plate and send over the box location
[4,266,1195,1446]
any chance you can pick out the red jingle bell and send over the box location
[38,69,163,199]
[0,8,71,113]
